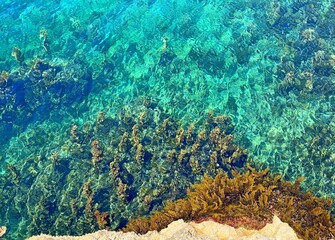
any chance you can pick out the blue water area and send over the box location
[1,0,335,239]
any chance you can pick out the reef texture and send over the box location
[123,167,335,240]
[27,217,300,240]
[0,101,247,239]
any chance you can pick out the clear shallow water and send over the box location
[1,0,335,239]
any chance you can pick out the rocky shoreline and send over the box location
[26,216,300,240]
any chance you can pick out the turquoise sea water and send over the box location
[1,0,335,239]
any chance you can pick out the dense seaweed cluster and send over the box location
[0,100,248,239]
[124,166,335,240]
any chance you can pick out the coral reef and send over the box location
[123,166,335,240]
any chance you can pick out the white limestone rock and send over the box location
[28,215,301,240]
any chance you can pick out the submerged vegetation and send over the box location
[0,97,249,239]
[124,166,335,240]
[2,0,335,239]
